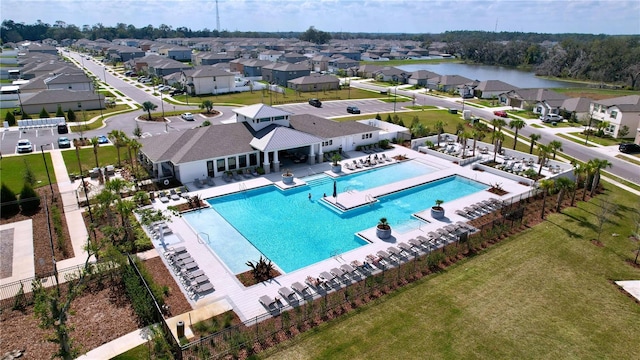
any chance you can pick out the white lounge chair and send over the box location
[291,282,312,297]
[278,287,298,303]
[259,295,278,309]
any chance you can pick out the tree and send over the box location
[618,125,629,138]
[537,144,551,177]
[89,137,103,184]
[434,120,445,147]
[490,118,507,143]
[199,100,214,114]
[21,112,31,120]
[549,140,563,159]
[528,133,541,154]
[538,179,555,219]
[554,177,574,212]
[39,107,50,118]
[588,158,612,196]
[19,183,40,213]
[23,159,37,186]
[132,124,142,139]
[508,118,526,150]
[0,183,20,217]
[108,130,128,168]
[375,113,381,120]
[570,161,586,206]
[142,101,157,120]
[128,139,142,177]
[5,111,16,126]
[299,26,331,44]
[55,105,65,119]
[245,256,275,282]
[594,199,617,242]
[66,109,76,122]
[493,131,505,162]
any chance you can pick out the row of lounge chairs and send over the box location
[222,168,260,183]
[157,187,189,203]
[361,144,385,154]
[455,198,505,220]
[163,246,214,299]
[258,223,477,310]
[193,177,216,188]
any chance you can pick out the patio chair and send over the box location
[169,189,180,201]
[259,295,278,309]
[340,264,358,278]
[330,267,346,280]
[278,287,298,303]
[207,177,216,186]
[291,282,312,298]
[158,191,170,203]
[387,246,404,261]
[305,276,322,289]
[377,250,394,263]
[319,271,336,287]
[193,179,203,188]
[397,242,416,255]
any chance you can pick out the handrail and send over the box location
[197,232,209,244]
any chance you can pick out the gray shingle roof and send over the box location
[233,103,292,120]
[289,114,377,138]
[250,125,323,151]
[21,89,104,105]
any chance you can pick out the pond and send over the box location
[396,63,580,89]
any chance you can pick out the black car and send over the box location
[619,143,640,154]
[346,106,361,114]
[170,89,184,96]
[308,98,322,107]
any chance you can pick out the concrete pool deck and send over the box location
[148,145,544,325]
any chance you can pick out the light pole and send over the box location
[102,66,107,82]
[40,144,54,199]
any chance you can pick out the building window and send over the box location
[610,110,618,119]
[216,159,225,172]
[239,154,247,168]
[249,153,257,166]
[228,156,236,170]
[207,160,214,177]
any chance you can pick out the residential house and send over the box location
[261,63,310,87]
[137,103,382,182]
[287,74,340,92]
[280,52,308,64]
[181,66,235,96]
[427,75,474,93]
[474,80,518,99]
[310,55,333,72]
[158,46,192,61]
[372,67,408,84]
[258,50,284,62]
[192,53,235,66]
[408,70,440,87]
[44,73,93,91]
[589,95,640,138]
[327,57,359,74]
[500,88,567,110]
[560,97,592,121]
[20,89,105,114]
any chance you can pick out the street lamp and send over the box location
[102,66,107,83]
[40,144,54,199]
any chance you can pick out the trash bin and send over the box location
[448,108,457,114]
[177,321,185,338]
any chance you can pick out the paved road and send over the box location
[3,59,638,186]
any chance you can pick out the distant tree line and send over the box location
[2,20,638,88]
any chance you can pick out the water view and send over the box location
[397,63,580,89]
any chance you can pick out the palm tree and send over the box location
[108,130,128,168]
[570,161,585,206]
[128,139,142,178]
[588,158,612,196]
[554,177,574,212]
[537,144,551,176]
[490,118,506,143]
[434,120,445,147]
[538,179,555,219]
[508,118,526,150]
[528,133,541,154]
[549,140,563,159]
[582,161,595,201]
[493,131,505,162]
[141,101,157,120]
[199,99,214,114]
[89,137,100,168]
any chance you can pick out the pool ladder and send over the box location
[239,183,247,192]
[365,194,375,207]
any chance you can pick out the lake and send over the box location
[396,63,580,89]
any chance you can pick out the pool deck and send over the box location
[148,145,551,327]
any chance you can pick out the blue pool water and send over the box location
[183,163,487,274]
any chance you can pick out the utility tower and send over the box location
[216,0,220,32]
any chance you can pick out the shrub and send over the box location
[55,105,65,119]
[5,111,16,126]
[0,183,20,217]
[39,107,50,118]
[22,159,36,186]
[67,109,76,122]
[19,183,40,213]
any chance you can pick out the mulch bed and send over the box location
[200,110,220,117]
[143,256,193,318]
[0,186,75,277]
[236,269,282,287]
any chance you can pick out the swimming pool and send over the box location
[183,164,486,274]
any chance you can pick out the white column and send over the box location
[262,151,271,174]
[273,150,280,172]
[318,143,324,163]
[308,144,316,165]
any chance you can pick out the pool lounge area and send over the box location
[147,144,556,323]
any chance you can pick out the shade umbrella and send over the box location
[333,181,337,198]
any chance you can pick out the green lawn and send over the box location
[567,132,631,147]
[263,185,640,359]
[173,88,388,106]
[0,153,57,194]
[61,146,121,176]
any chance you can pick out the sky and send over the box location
[2,0,639,35]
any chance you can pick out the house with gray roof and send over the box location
[262,63,310,86]
[427,75,475,93]
[408,70,440,87]
[180,66,236,95]
[20,89,105,114]
[287,74,340,92]
[559,97,592,121]
[500,88,567,110]
[474,80,519,99]
[192,53,236,66]
[589,95,640,138]
[44,73,93,91]
[138,104,382,183]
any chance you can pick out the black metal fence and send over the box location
[178,205,529,359]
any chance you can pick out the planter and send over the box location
[431,206,445,219]
[376,226,392,239]
[331,164,342,173]
[282,173,294,185]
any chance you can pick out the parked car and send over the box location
[17,139,33,153]
[346,106,361,114]
[493,110,508,118]
[97,135,109,144]
[540,113,564,123]
[619,142,640,154]
[308,98,322,107]
[170,89,184,96]
[181,112,194,121]
[57,136,71,148]
[57,122,68,134]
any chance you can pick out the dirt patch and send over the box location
[591,239,605,247]
[236,269,282,287]
[143,256,192,317]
